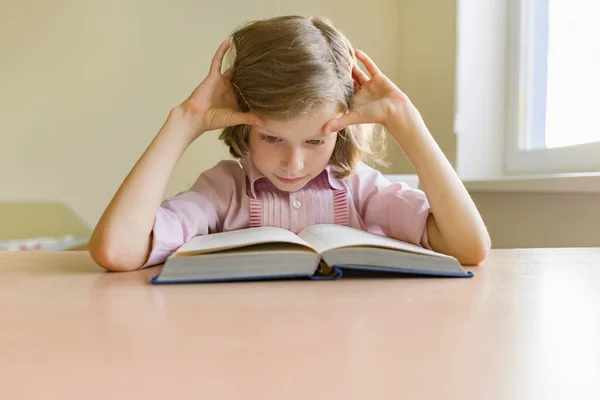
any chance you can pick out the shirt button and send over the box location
[293,200,302,209]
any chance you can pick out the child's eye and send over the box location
[261,135,280,143]
[306,139,325,146]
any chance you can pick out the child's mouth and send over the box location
[276,175,304,184]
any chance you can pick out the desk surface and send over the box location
[1,249,599,399]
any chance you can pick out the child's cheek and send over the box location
[251,141,274,166]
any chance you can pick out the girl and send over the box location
[90,15,491,272]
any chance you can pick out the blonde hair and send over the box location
[219,15,387,179]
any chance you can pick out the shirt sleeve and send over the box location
[350,162,432,249]
[141,161,237,267]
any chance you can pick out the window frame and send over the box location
[504,0,600,175]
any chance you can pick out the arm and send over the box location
[323,50,490,265]
[89,41,263,271]
[349,162,431,248]
[89,110,196,271]
[386,110,491,265]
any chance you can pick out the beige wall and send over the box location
[4,0,457,230]
[473,192,600,249]
[387,0,457,173]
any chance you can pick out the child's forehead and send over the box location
[260,104,343,136]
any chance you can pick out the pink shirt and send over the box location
[143,158,432,267]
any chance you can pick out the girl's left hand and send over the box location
[323,50,422,136]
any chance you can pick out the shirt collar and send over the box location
[239,158,345,198]
[239,157,265,199]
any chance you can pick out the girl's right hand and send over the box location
[177,40,263,141]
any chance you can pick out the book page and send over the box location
[175,227,316,256]
[298,224,453,258]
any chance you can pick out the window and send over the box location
[505,0,600,174]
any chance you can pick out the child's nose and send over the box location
[281,148,304,173]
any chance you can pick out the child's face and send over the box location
[248,104,343,192]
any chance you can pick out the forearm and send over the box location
[385,109,491,264]
[90,107,199,271]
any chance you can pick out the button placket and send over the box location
[289,193,299,233]
[290,193,302,210]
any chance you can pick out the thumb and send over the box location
[228,111,264,127]
[323,110,363,134]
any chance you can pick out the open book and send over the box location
[150,224,473,284]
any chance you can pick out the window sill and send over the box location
[462,172,600,193]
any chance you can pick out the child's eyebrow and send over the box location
[258,129,279,136]
[258,130,337,140]
[309,132,337,139]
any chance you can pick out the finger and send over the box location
[228,111,264,127]
[355,50,381,77]
[210,40,231,76]
[322,111,363,134]
[352,65,369,86]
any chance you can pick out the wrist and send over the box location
[383,101,427,142]
[161,107,205,146]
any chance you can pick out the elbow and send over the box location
[457,234,492,266]
[89,235,143,272]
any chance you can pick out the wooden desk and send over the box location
[1,249,599,399]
